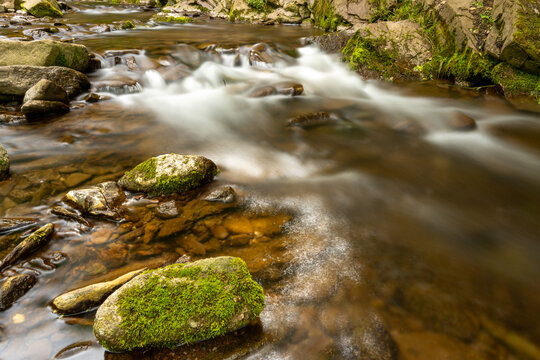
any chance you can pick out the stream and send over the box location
[1,2,540,359]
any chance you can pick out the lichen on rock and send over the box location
[0,144,9,181]
[93,256,265,352]
[118,154,218,196]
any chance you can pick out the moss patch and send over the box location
[152,15,191,23]
[97,257,265,351]
[23,1,63,18]
[247,0,266,13]
[121,20,135,29]
[513,0,540,64]
[311,0,344,32]
[492,63,540,101]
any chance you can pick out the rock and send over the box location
[0,274,37,311]
[0,223,54,271]
[23,78,68,104]
[303,31,355,54]
[274,81,304,96]
[118,154,218,196]
[249,43,275,66]
[83,93,101,103]
[125,56,139,72]
[52,269,145,315]
[447,112,477,131]
[0,65,90,99]
[93,256,265,352]
[21,100,69,118]
[0,144,9,181]
[0,40,88,71]
[286,112,338,128]
[204,185,237,203]
[63,181,126,219]
[0,218,36,235]
[1,0,23,11]
[155,200,179,219]
[51,206,91,227]
[22,0,63,17]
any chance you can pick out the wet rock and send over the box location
[23,78,68,105]
[23,0,63,17]
[51,206,91,227]
[0,218,36,235]
[204,185,236,203]
[286,112,337,128]
[83,93,101,103]
[52,269,145,315]
[0,144,9,181]
[249,43,275,66]
[21,100,69,118]
[274,81,304,96]
[303,31,355,54]
[0,274,37,311]
[447,112,477,131]
[89,24,111,33]
[93,256,265,352]
[0,65,90,98]
[155,200,178,219]
[63,181,126,219]
[93,78,141,95]
[125,56,139,72]
[0,223,54,271]
[0,39,88,71]
[118,154,218,196]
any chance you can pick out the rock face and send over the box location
[0,223,54,271]
[0,40,89,72]
[0,144,9,181]
[93,256,265,352]
[63,181,126,219]
[21,78,70,118]
[22,0,63,17]
[118,154,218,196]
[0,65,90,99]
[52,269,145,315]
[0,274,37,311]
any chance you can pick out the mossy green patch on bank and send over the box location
[152,15,191,23]
[513,0,540,65]
[311,0,344,32]
[492,63,540,102]
[95,257,265,352]
[247,0,266,13]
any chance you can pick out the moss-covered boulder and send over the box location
[118,154,218,196]
[0,145,9,181]
[22,0,63,17]
[93,256,265,352]
[0,40,89,72]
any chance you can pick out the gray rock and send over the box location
[118,154,218,196]
[0,223,54,271]
[303,31,355,54]
[93,256,265,352]
[204,186,237,203]
[63,181,126,219]
[0,144,9,181]
[52,269,145,315]
[0,274,37,311]
[21,100,70,119]
[0,65,90,99]
[23,78,68,104]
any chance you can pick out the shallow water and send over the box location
[1,3,540,360]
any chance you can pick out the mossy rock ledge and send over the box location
[0,145,9,181]
[93,256,265,352]
[118,154,218,196]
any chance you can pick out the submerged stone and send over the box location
[0,144,9,181]
[118,154,218,196]
[63,181,126,219]
[0,274,37,311]
[93,256,265,352]
[0,223,54,271]
[21,100,69,119]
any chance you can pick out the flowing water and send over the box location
[1,3,540,359]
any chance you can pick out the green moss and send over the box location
[492,63,540,102]
[513,0,540,62]
[247,0,266,13]
[152,15,191,23]
[311,0,344,32]
[55,52,68,67]
[23,1,63,18]
[121,20,135,29]
[101,257,265,351]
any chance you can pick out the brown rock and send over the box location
[0,274,37,311]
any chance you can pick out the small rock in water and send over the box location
[83,93,101,103]
[0,223,54,271]
[52,269,145,315]
[286,112,337,129]
[21,100,70,119]
[93,256,264,352]
[448,112,477,131]
[0,274,37,311]
[118,154,218,196]
[51,206,91,227]
[274,81,304,96]
[155,200,179,219]
[125,56,139,72]
[0,144,9,181]
[249,43,275,67]
[23,78,68,105]
[204,186,237,203]
[63,181,126,219]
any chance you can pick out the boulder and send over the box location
[118,154,218,196]
[52,269,145,315]
[63,181,126,219]
[0,40,89,72]
[0,144,9,181]
[93,256,265,352]
[0,223,54,271]
[22,0,63,17]
[23,78,69,104]
[0,65,90,99]
[0,274,37,311]
[21,100,69,118]
[1,0,23,10]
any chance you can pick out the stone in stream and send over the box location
[204,185,237,203]
[22,0,63,17]
[0,223,54,271]
[93,256,265,352]
[1,0,23,11]
[0,217,36,235]
[0,40,88,71]
[0,144,9,181]
[0,274,37,311]
[51,206,91,227]
[286,112,338,129]
[21,100,70,119]
[51,268,145,315]
[447,112,477,131]
[23,78,69,104]
[0,65,90,99]
[118,154,218,196]
[63,181,126,220]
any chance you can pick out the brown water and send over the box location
[1,3,540,360]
